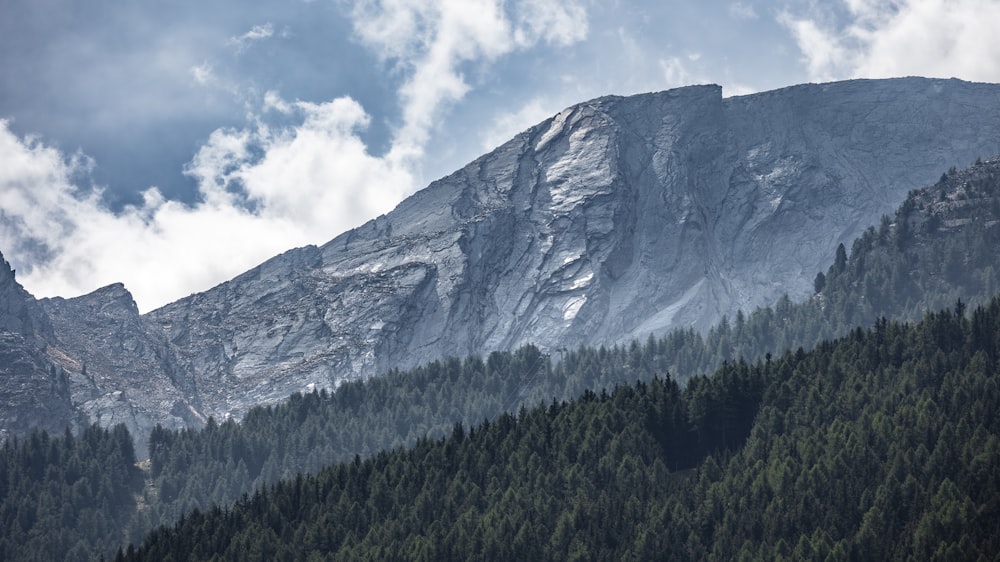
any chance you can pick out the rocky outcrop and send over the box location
[40,285,202,454]
[0,254,200,450]
[4,77,1000,448]
[148,77,1000,423]
[0,250,50,342]
[0,253,75,440]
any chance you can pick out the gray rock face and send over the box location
[40,285,202,454]
[0,251,50,342]
[152,78,1000,417]
[4,77,1000,448]
[0,254,74,441]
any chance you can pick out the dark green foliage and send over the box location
[813,271,826,294]
[0,424,144,561]
[8,159,1000,559]
[816,159,1000,322]
[133,156,1000,540]
[122,297,1000,560]
[135,149,1000,529]
[141,343,695,524]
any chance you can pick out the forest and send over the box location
[0,158,998,559]
[120,296,1000,560]
[0,424,143,560]
[126,157,1000,533]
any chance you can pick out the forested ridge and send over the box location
[137,156,1000,526]
[0,158,998,560]
[121,296,1000,560]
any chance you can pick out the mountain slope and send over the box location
[4,77,1000,440]
[0,255,76,440]
[3,154,1000,559]
[145,77,1000,421]
[40,285,203,454]
[128,156,1000,531]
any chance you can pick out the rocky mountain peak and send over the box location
[42,282,140,319]
[143,78,1000,424]
[0,250,50,341]
[4,78,1000,448]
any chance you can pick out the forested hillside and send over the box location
[0,425,143,560]
[134,156,1000,525]
[2,158,1000,560]
[121,296,1000,560]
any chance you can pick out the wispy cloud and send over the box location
[480,97,555,151]
[190,62,215,85]
[779,0,1000,82]
[228,23,275,53]
[350,0,588,174]
[659,55,700,88]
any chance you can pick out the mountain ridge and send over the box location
[4,77,1000,444]
[3,150,1000,561]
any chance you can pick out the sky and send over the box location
[2,0,1000,313]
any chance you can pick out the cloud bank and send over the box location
[1,108,405,313]
[781,0,1000,82]
[0,0,587,312]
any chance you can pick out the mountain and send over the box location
[0,255,76,441]
[39,284,204,454]
[3,154,1000,560]
[4,77,1000,444]
[113,155,1000,534]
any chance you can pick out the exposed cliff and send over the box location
[147,77,1000,421]
[40,285,202,454]
[0,253,75,440]
[4,77,1000,445]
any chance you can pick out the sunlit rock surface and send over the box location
[4,77,1000,448]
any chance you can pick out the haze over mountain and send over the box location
[2,77,1000,450]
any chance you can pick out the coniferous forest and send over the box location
[0,159,998,560]
[127,158,1000,533]
[123,297,1000,560]
[0,425,143,560]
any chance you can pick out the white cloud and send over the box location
[229,23,275,53]
[480,97,557,151]
[780,0,1000,83]
[0,2,592,312]
[722,82,758,97]
[349,0,588,172]
[0,97,415,312]
[190,62,215,85]
[777,13,850,81]
[658,52,756,97]
[659,56,693,88]
[188,95,415,231]
[610,27,750,97]
[262,90,293,114]
[512,0,588,47]
[2,1,595,312]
